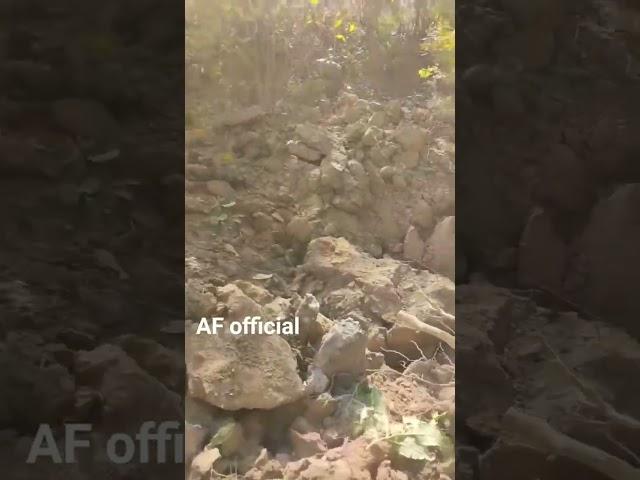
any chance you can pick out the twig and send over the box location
[411,340,429,360]
[370,367,454,388]
[503,408,640,480]
[396,310,455,350]
[380,347,412,362]
[538,335,640,432]
[416,288,456,332]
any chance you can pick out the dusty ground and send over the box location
[185,48,456,480]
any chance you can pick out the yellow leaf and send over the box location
[347,21,357,33]
[418,67,438,79]
[309,0,319,5]
[334,18,343,29]
[220,152,235,163]
[439,29,455,51]
[335,34,346,42]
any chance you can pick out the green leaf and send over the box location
[355,385,385,414]
[209,423,233,447]
[208,421,242,453]
[403,417,445,448]
[352,385,389,437]
[387,416,453,462]
[397,436,432,460]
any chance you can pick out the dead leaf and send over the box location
[223,244,239,256]
[252,273,273,280]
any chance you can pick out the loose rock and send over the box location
[423,216,455,280]
[186,319,304,410]
[313,318,367,377]
[394,124,428,152]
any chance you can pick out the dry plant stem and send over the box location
[503,408,640,480]
[417,288,456,332]
[396,310,455,350]
[539,335,640,432]
[369,362,455,388]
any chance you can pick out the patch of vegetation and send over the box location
[186,0,455,123]
[351,384,453,464]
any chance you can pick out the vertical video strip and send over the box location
[1,1,185,479]
[185,1,455,479]
[457,0,640,478]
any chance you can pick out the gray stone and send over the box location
[403,226,425,263]
[320,151,347,190]
[423,216,455,280]
[313,318,367,376]
[394,123,428,152]
[287,140,323,163]
[295,123,333,155]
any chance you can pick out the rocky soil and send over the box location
[185,61,456,478]
[457,0,640,478]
